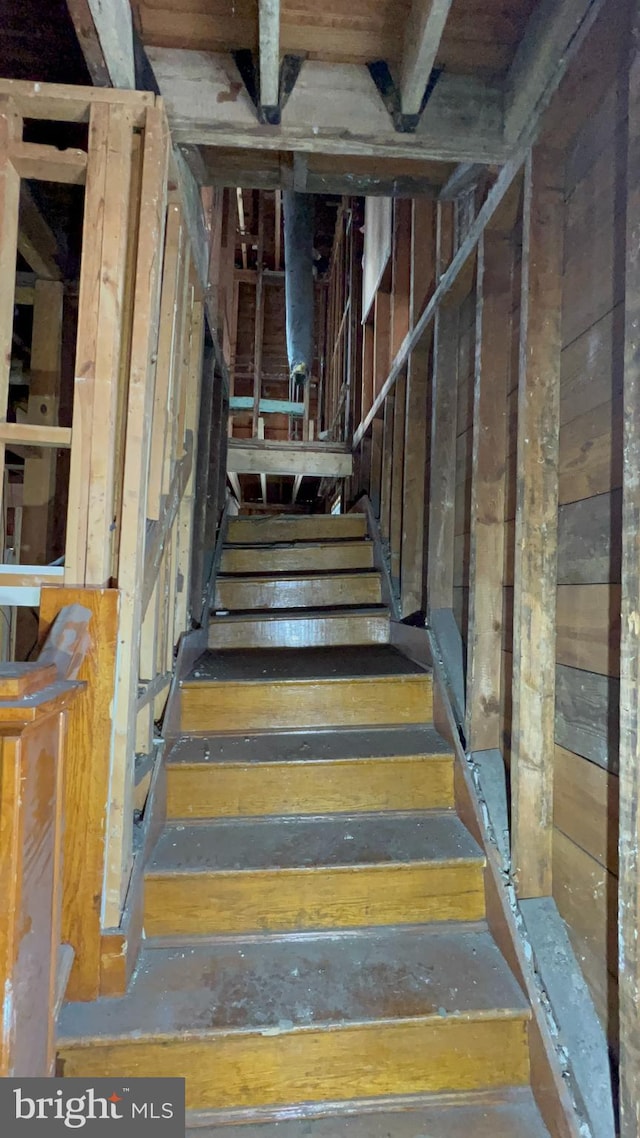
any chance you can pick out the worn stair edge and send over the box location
[166,754,454,819]
[214,572,383,610]
[208,608,390,650]
[184,1085,552,1135]
[220,541,375,574]
[180,675,433,733]
[226,515,368,544]
[166,725,453,765]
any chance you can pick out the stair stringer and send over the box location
[425,626,587,1138]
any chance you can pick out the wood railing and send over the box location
[0,606,87,1075]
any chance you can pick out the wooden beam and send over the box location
[228,471,242,504]
[511,147,564,900]
[0,100,22,526]
[18,184,62,281]
[400,0,454,117]
[379,395,395,545]
[505,0,605,145]
[465,232,512,753]
[426,303,458,612]
[259,0,280,112]
[149,50,507,165]
[619,26,640,1136]
[10,141,87,184]
[80,0,135,89]
[390,371,407,585]
[257,418,267,504]
[227,442,352,478]
[252,194,265,438]
[65,0,111,86]
[400,344,429,617]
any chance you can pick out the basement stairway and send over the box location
[57,511,552,1137]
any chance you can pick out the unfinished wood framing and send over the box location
[427,304,459,613]
[511,147,564,899]
[465,233,513,753]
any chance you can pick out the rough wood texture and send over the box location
[511,147,564,899]
[227,514,366,544]
[39,587,119,1002]
[215,571,382,611]
[401,347,429,616]
[619,22,640,1131]
[427,304,459,612]
[220,540,373,574]
[465,232,512,752]
[208,608,389,650]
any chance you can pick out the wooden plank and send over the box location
[215,571,382,611]
[391,200,412,359]
[390,371,406,584]
[427,304,459,612]
[554,744,618,876]
[556,583,620,677]
[148,50,507,165]
[65,0,111,86]
[259,0,280,111]
[511,147,564,900]
[410,198,435,327]
[17,184,62,281]
[400,0,454,117]
[65,102,109,585]
[557,490,622,585]
[227,443,352,478]
[465,233,512,753]
[401,346,429,617]
[39,587,119,1002]
[19,281,63,567]
[379,395,395,545]
[9,141,87,184]
[85,104,135,586]
[554,662,619,775]
[0,100,22,524]
[620,26,640,1128]
[369,418,384,518]
[85,0,135,88]
[107,105,170,926]
[0,79,151,125]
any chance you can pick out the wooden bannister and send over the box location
[0,652,83,1075]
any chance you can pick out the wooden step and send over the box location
[208,607,390,650]
[144,811,485,936]
[220,540,374,575]
[227,514,367,545]
[57,926,530,1113]
[190,1087,551,1137]
[214,571,382,611]
[166,726,454,819]
[181,647,432,733]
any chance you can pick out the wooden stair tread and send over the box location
[217,571,380,582]
[58,926,529,1042]
[227,516,367,545]
[167,725,452,766]
[210,605,389,623]
[147,812,483,874]
[186,646,428,684]
[191,1087,551,1137]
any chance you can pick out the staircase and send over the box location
[57,511,552,1137]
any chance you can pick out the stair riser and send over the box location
[166,756,454,819]
[221,544,374,574]
[227,516,367,544]
[143,863,485,936]
[180,677,433,733]
[208,613,390,650]
[58,1016,530,1111]
[215,575,382,610]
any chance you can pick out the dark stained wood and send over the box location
[401,344,430,616]
[427,304,459,612]
[557,490,622,585]
[554,663,619,775]
[619,21,640,1131]
[511,146,564,899]
[465,232,513,752]
[390,370,407,585]
[380,394,395,545]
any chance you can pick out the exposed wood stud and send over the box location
[511,147,564,899]
[427,303,459,612]
[465,232,513,753]
[401,345,430,617]
[259,0,281,114]
[0,99,22,525]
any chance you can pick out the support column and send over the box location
[465,232,513,752]
[427,303,459,613]
[511,146,564,899]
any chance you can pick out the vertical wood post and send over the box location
[0,100,22,524]
[511,147,564,899]
[427,303,459,612]
[401,339,430,616]
[465,232,513,752]
[370,417,384,517]
[390,369,407,585]
[106,106,169,924]
[380,394,395,543]
[620,24,640,1135]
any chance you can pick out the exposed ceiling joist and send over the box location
[505,0,606,145]
[150,50,508,166]
[400,0,454,118]
[67,0,135,89]
[259,0,280,116]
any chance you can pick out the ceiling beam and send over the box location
[259,0,280,117]
[150,50,507,165]
[505,0,606,145]
[399,0,454,118]
[68,0,135,89]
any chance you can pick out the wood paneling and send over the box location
[554,744,618,875]
[554,663,619,774]
[555,583,620,677]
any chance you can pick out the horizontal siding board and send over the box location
[554,663,619,773]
